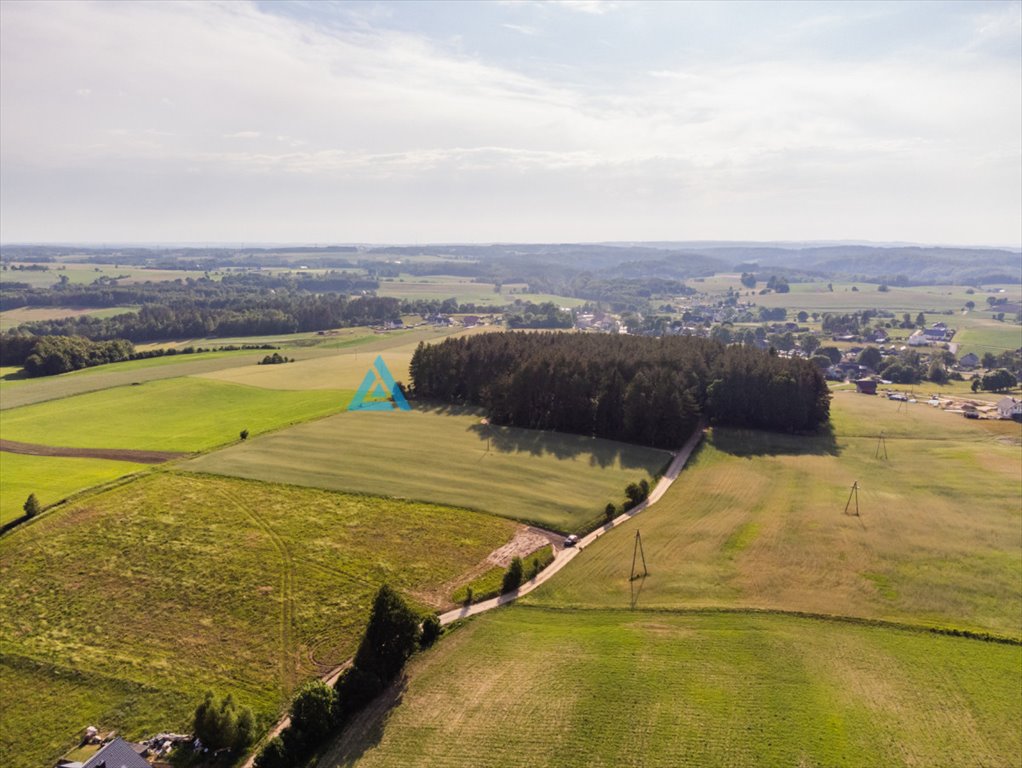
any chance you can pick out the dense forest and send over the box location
[410,332,830,448]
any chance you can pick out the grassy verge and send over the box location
[452,546,555,604]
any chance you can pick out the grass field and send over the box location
[319,607,1022,768]
[186,406,670,532]
[1,378,351,452]
[2,262,211,288]
[526,391,1021,636]
[0,349,274,410]
[0,452,146,525]
[0,305,138,331]
[0,472,516,768]
[373,274,585,307]
[196,324,496,391]
[953,314,1022,356]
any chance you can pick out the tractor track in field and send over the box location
[0,438,189,464]
[208,483,298,692]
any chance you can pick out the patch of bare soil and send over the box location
[0,439,188,464]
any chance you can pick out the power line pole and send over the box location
[874,432,888,460]
[630,530,648,581]
[843,481,860,517]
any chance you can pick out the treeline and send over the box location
[506,301,573,329]
[410,332,830,448]
[4,295,402,343]
[254,585,438,768]
[0,335,278,376]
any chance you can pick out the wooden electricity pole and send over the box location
[843,481,860,517]
[630,530,648,581]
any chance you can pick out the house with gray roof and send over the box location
[56,737,149,768]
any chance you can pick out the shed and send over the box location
[854,379,878,395]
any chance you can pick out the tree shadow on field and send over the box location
[318,675,407,768]
[413,399,665,470]
[711,423,841,458]
[467,422,665,469]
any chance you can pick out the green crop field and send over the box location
[1,378,351,451]
[0,472,516,768]
[186,406,670,532]
[527,391,1022,637]
[953,314,1022,356]
[319,608,1022,768]
[0,452,147,525]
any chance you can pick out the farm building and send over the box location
[908,330,931,347]
[996,397,1022,421]
[854,379,878,395]
[959,352,980,369]
[56,737,149,768]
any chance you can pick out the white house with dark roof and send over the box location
[996,397,1022,420]
[56,737,149,768]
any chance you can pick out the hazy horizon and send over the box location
[2,0,1020,245]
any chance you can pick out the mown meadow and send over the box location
[320,607,1022,768]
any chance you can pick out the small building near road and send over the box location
[854,378,878,395]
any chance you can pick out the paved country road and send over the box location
[438,425,705,625]
[242,426,705,767]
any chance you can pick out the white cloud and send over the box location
[0,0,1018,244]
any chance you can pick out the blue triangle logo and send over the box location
[349,355,411,412]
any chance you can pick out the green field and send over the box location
[373,274,585,307]
[2,262,210,287]
[311,386,1021,768]
[0,349,274,410]
[527,391,1022,637]
[0,473,516,768]
[0,452,146,525]
[320,607,1021,768]
[953,314,1022,356]
[1,378,350,451]
[186,406,670,532]
[0,305,138,331]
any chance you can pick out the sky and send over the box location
[1,0,1020,246]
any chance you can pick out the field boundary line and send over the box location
[439,424,706,626]
[505,604,1022,646]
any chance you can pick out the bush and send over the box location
[253,736,288,768]
[23,493,40,518]
[288,681,336,750]
[604,502,616,522]
[420,614,442,648]
[239,429,249,440]
[334,666,383,722]
[501,556,524,594]
[193,691,255,752]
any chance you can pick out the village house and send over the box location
[56,737,150,768]
[996,397,1022,421]
[958,352,980,369]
